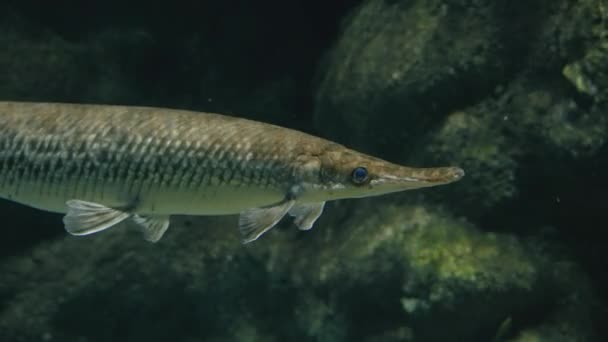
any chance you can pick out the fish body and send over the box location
[0,101,464,242]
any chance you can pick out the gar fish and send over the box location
[0,101,464,243]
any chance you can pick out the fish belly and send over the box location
[0,179,130,213]
[135,185,285,215]
[0,178,284,216]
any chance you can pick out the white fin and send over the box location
[288,202,325,230]
[239,200,295,244]
[63,200,131,236]
[132,214,170,243]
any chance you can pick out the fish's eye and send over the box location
[351,167,369,184]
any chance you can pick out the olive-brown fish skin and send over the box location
[0,101,464,242]
[0,101,322,214]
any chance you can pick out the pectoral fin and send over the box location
[288,202,325,230]
[63,199,131,236]
[239,200,295,244]
[132,214,170,243]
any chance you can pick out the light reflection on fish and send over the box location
[0,101,464,243]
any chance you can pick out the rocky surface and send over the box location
[0,204,598,341]
[314,0,535,155]
[0,0,606,341]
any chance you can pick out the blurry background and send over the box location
[0,0,607,341]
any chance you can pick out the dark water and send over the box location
[0,1,607,341]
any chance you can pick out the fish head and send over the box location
[308,145,464,201]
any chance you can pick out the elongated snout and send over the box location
[314,146,465,200]
[398,166,465,185]
[370,165,465,193]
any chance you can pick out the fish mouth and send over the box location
[431,166,465,183]
[401,166,464,184]
[371,166,465,191]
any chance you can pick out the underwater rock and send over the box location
[287,203,537,341]
[0,0,605,341]
[504,261,598,342]
[314,0,524,156]
[562,30,608,101]
[525,0,603,73]
[2,202,596,341]
[417,108,517,211]
[0,216,280,342]
[290,202,600,341]
[313,0,608,220]
[416,73,608,218]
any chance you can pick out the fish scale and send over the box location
[0,102,295,213]
[0,101,464,243]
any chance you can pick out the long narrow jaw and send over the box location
[368,166,465,196]
[315,146,465,200]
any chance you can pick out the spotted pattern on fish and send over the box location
[0,102,322,214]
[0,101,464,243]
